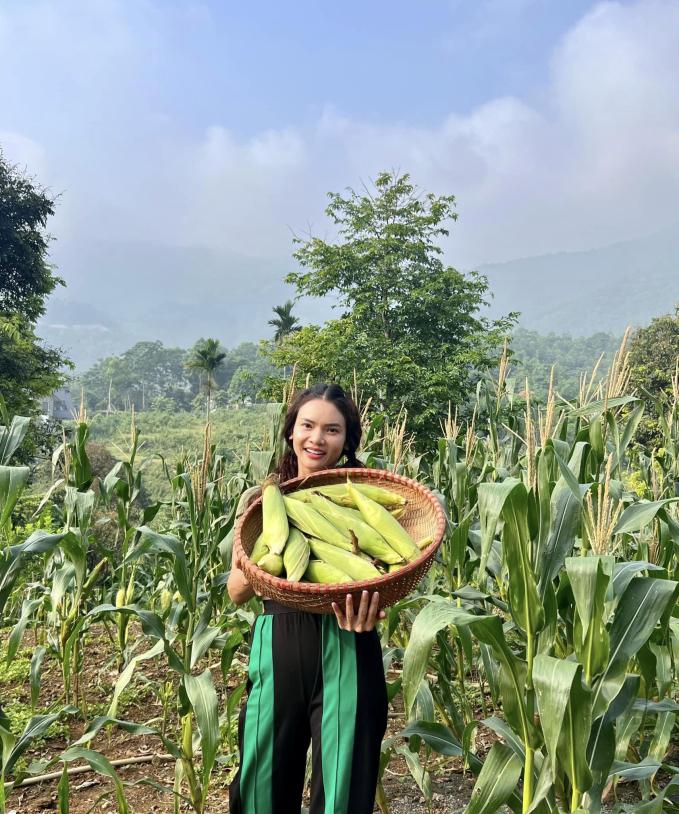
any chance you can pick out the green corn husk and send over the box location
[388,562,407,573]
[261,475,289,555]
[347,479,420,561]
[288,482,406,508]
[250,532,269,564]
[304,559,353,584]
[308,538,381,580]
[283,528,310,582]
[258,552,284,576]
[283,496,353,550]
[309,493,404,565]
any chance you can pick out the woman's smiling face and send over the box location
[290,398,347,476]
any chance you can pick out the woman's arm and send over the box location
[227,548,257,605]
[227,484,263,605]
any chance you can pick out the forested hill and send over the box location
[479,225,679,335]
[39,226,678,370]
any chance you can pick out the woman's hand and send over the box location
[332,591,386,632]
[227,549,258,604]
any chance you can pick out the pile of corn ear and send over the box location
[249,476,431,583]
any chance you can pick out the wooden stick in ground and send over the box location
[7,753,175,790]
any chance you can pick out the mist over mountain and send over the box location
[39,226,679,372]
[479,226,679,334]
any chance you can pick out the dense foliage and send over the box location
[0,152,69,424]
[629,307,679,446]
[265,171,516,444]
[76,339,276,413]
[509,328,621,399]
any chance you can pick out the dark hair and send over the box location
[275,383,364,482]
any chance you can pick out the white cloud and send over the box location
[0,0,678,272]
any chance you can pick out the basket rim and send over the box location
[233,467,447,594]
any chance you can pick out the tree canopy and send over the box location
[0,150,68,419]
[628,305,679,444]
[265,171,516,442]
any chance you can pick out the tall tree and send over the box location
[0,150,69,422]
[628,305,679,445]
[265,171,516,443]
[268,300,301,343]
[184,338,227,421]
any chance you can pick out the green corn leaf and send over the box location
[3,706,79,778]
[130,527,193,610]
[501,483,545,635]
[396,744,432,800]
[0,465,29,528]
[60,747,129,814]
[534,656,593,798]
[477,478,522,580]
[6,597,42,664]
[566,556,614,682]
[108,639,164,719]
[57,761,70,813]
[570,395,639,417]
[464,741,523,814]
[0,415,30,465]
[72,715,182,759]
[592,577,678,719]
[401,599,479,717]
[479,716,526,760]
[539,444,588,592]
[184,669,219,795]
[584,674,640,812]
[399,721,463,756]
[0,530,70,615]
[614,498,679,534]
[609,561,665,600]
[29,645,46,710]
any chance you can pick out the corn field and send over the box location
[1,341,678,814]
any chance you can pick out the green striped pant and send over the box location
[229,600,388,814]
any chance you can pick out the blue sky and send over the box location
[140,1,601,135]
[1,0,677,277]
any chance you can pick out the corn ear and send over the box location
[308,538,381,580]
[250,532,269,564]
[309,493,404,564]
[289,482,406,508]
[258,552,284,577]
[283,528,310,582]
[283,496,353,550]
[304,559,353,584]
[347,479,420,561]
[261,475,289,555]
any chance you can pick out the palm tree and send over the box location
[268,300,301,343]
[184,338,227,422]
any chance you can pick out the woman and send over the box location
[228,383,388,814]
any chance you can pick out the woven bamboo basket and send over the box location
[233,467,446,614]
